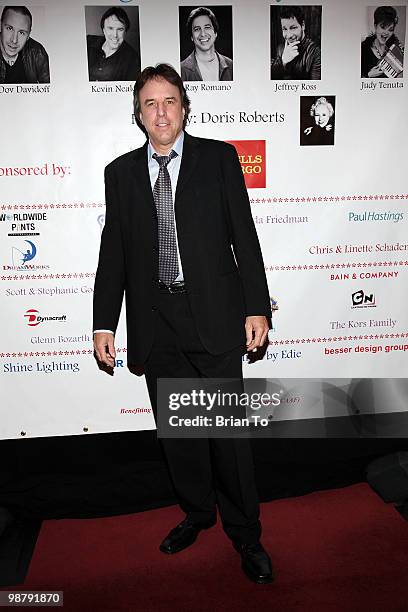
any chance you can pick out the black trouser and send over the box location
[144,291,261,545]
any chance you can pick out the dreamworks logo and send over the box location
[351,290,376,309]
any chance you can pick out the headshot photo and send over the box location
[179,5,233,81]
[0,5,50,84]
[361,6,405,78]
[300,95,335,146]
[270,5,321,80]
[85,5,141,82]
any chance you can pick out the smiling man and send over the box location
[93,64,272,584]
[180,6,233,81]
[271,6,321,80]
[86,6,140,82]
[0,5,49,84]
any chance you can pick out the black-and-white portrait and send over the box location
[85,5,140,82]
[300,95,335,146]
[361,6,405,78]
[179,5,233,82]
[270,5,321,80]
[0,5,49,84]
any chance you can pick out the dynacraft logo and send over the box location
[24,309,67,326]
[226,140,266,188]
[351,290,376,309]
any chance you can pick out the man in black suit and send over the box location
[93,64,273,584]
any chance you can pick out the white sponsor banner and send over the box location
[0,0,407,438]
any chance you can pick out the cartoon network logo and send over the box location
[351,290,376,309]
[24,309,67,326]
[226,140,266,188]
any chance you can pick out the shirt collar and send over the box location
[148,131,184,162]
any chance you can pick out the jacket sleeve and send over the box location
[308,44,321,80]
[270,45,285,79]
[221,144,271,318]
[93,165,126,333]
[36,44,50,83]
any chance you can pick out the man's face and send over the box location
[314,104,330,128]
[191,15,217,53]
[102,15,126,53]
[374,21,395,45]
[0,9,31,59]
[281,16,305,43]
[138,77,185,154]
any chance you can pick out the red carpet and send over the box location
[7,484,408,611]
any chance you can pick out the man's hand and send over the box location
[94,332,116,367]
[282,40,300,65]
[245,316,269,352]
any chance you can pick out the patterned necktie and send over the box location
[152,150,179,285]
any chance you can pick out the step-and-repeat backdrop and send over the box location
[1,0,407,438]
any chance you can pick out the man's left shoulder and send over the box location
[220,53,233,68]
[25,37,48,56]
[304,37,320,54]
[187,133,235,157]
[121,40,139,59]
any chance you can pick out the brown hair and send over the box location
[133,64,191,135]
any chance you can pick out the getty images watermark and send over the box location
[168,386,281,422]
[157,378,280,438]
[157,378,408,438]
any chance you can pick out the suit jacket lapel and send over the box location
[130,141,156,213]
[175,132,200,202]
[127,133,199,216]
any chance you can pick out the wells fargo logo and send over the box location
[227,140,266,189]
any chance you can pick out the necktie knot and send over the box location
[153,150,177,169]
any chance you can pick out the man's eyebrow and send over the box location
[4,20,29,31]
[143,96,176,104]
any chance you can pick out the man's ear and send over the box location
[139,112,144,125]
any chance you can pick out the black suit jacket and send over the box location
[93,133,271,364]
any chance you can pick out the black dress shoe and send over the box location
[160,518,216,554]
[233,541,274,584]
